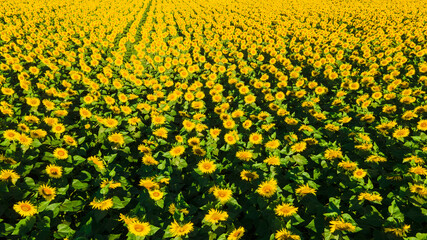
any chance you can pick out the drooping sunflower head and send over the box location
[38,184,56,201]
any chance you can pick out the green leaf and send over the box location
[217,233,227,240]
[56,223,75,238]
[175,158,187,170]
[60,199,84,212]
[148,225,160,236]
[12,216,36,236]
[72,179,89,190]
[73,155,86,164]
[31,139,42,148]
[388,200,404,221]
[108,234,122,240]
[45,203,61,217]
[293,154,307,165]
[158,160,166,170]
[124,135,135,144]
[306,219,317,233]
[0,223,14,236]
[24,177,36,189]
[79,171,92,181]
[78,137,86,144]
[112,196,131,209]
[38,201,50,212]
[105,154,118,163]
[155,199,164,208]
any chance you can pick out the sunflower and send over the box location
[44,117,59,126]
[192,146,206,156]
[128,117,141,125]
[139,178,159,190]
[329,218,356,233]
[169,220,194,237]
[291,142,307,152]
[46,164,63,178]
[392,127,410,139]
[204,209,229,224]
[249,132,263,144]
[240,170,259,181]
[13,201,37,217]
[236,150,253,161]
[142,154,159,166]
[187,137,200,146]
[170,145,185,157]
[52,123,66,134]
[127,220,151,237]
[24,115,40,124]
[365,155,387,163]
[358,192,383,202]
[83,95,94,104]
[264,156,280,165]
[417,120,427,131]
[1,87,14,95]
[295,184,317,197]
[182,119,195,131]
[224,131,239,145]
[0,169,20,184]
[90,198,113,210]
[30,129,47,139]
[409,166,427,175]
[79,108,92,119]
[198,159,216,174]
[209,128,221,139]
[338,161,358,171]
[18,134,33,146]
[153,128,168,139]
[104,96,115,105]
[242,120,253,129]
[42,99,55,110]
[403,155,424,164]
[256,179,278,198]
[275,203,298,217]
[3,129,19,141]
[17,123,29,132]
[149,190,164,200]
[53,148,68,160]
[88,156,105,170]
[410,184,427,197]
[353,168,367,179]
[100,180,122,189]
[63,135,77,146]
[213,188,233,204]
[223,119,236,129]
[38,184,56,201]
[152,115,166,125]
[103,118,119,128]
[244,94,256,104]
[265,139,280,149]
[275,228,301,240]
[384,225,411,238]
[324,148,343,160]
[26,97,41,107]
[0,157,16,165]
[228,227,245,240]
[108,132,125,145]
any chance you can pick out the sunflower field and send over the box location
[1,0,427,239]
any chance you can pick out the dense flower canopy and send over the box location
[0,0,426,239]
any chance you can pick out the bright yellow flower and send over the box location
[13,201,37,217]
